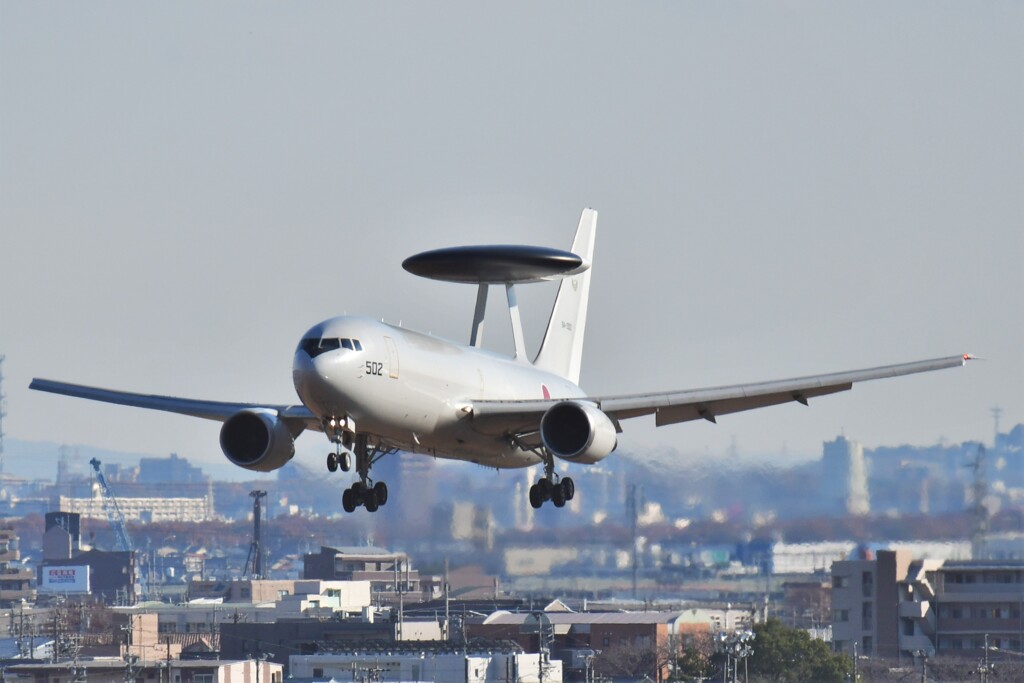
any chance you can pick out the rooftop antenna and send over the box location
[244,490,268,579]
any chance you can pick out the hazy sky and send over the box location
[1,2,1021,473]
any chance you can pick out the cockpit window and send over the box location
[298,337,363,358]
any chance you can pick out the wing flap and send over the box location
[469,354,969,436]
[653,383,851,426]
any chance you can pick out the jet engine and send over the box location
[540,401,617,464]
[219,409,296,472]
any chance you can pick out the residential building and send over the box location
[0,524,34,605]
[469,606,708,682]
[831,549,909,658]
[303,546,440,603]
[831,552,1024,659]
[290,642,559,683]
[186,578,370,612]
[4,658,281,683]
[59,486,212,523]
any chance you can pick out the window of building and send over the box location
[862,571,874,598]
[833,609,849,623]
[833,575,850,589]
[862,637,873,655]
[194,675,213,683]
[313,669,323,678]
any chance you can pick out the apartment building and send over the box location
[831,551,1024,658]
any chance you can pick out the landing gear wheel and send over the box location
[342,488,356,513]
[364,490,379,512]
[373,481,388,506]
[529,484,544,509]
[552,485,566,508]
[561,477,575,501]
[339,452,351,472]
[327,453,338,472]
[538,478,553,498]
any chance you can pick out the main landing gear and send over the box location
[324,419,391,514]
[529,449,575,509]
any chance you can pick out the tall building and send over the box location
[822,436,870,516]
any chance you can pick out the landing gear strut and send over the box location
[528,449,575,509]
[324,428,391,514]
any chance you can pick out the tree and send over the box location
[747,619,850,683]
[674,632,716,681]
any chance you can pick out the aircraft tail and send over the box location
[533,209,597,384]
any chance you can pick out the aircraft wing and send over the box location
[470,354,972,434]
[29,379,319,428]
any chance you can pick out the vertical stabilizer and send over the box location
[533,209,597,384]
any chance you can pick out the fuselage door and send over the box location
[384,336,399,379]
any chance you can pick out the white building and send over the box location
[290,646,561,683]
[60,485,212,523]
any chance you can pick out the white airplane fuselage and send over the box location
[292,316,585,468]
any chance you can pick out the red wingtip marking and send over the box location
[542,384,551,399]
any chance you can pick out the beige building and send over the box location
[303,546,440,603]
[60,485,212,523]
[0,524,34,605]
[5,658,281,683]
[831,551,1024,658]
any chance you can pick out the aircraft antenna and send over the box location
[244,490,268,579]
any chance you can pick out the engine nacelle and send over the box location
[219,409,296,472]
[540,401,617,464]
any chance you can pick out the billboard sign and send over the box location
[40,565,90,593]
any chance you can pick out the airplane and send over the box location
[30,209,972,513]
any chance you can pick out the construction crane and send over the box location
[89,458,148,599]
